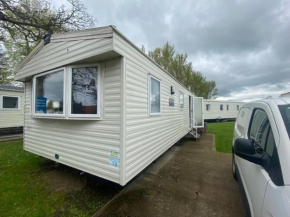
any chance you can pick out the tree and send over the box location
[149,42,218,98]
[0,0,96,68]
[0,47,13,84]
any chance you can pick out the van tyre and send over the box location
[232,153,238,181]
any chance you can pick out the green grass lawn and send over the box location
[0,140,122,217]
[207,121,235,153]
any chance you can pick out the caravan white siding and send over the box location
[15,27,114,81]
[203,100,244,121]
[23,58,122,183]
[0,90,24,128]
[114,34,192,183]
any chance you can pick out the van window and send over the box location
[249,109,267,142]
[278,105,290,139]
[248,108,284,186]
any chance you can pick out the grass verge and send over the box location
[0,140,122,217]
[207,121,235,153]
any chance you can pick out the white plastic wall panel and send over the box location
[203,100,245,120]
[0,90,24,128]
[23,58,122,184]
[15,38,113,81]
[113,34,193,183]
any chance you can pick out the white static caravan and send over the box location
[14,26,203,185]
[281,92,290,98]
[0,85,24,133]
[203,99,244,122]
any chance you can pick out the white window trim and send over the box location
[68,64,101,118]
[0,95,21,110]
[179,92,184,109]
[148,74,161,116]
[32,67,66,118]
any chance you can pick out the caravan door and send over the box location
[193,97,204,128]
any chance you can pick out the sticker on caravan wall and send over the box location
[109,149,120,167]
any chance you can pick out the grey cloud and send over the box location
[80,0,290,100]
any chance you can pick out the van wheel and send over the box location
[232,153,238,181]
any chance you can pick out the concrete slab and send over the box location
[94,134,246,217]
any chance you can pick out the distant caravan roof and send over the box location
[204,99,244,103]
[0,84,24,92]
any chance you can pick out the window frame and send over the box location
[32,67,66,118]
[206,104,211,111]
[148,74,161,116]
[0,95,20,110]
[68,64,101,118]
[248,108,268,142]
[179,92,184,109]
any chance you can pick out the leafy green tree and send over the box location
[0,0,96,69]
[149,42,218,98]
[0,47,13,84]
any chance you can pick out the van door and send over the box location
[236,108,271,217]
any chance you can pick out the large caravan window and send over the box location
[34,69,65,116]
[2,96,19,109]
[149,75,161,115]
[69,65,100,117]
[179,92,184,109]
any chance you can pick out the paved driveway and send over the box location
[94,134,247,217]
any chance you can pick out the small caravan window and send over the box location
[206,104,210,111]
[237,105,240,110]
[34,68,65,116]
[179,92,184,109]
[227,105,229,111]
[220,104,223,111]
[1,96,19,109]
[149,75,161,115]
[69,65,100,117]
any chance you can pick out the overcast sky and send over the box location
[50,0,290,101]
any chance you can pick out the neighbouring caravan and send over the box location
[0,85,24,134]
[204,99,244,122]
[14,26,203,185]
[281,92,290,98]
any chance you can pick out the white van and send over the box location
[232,98,290,217]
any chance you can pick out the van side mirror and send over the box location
[234,138,266,167]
